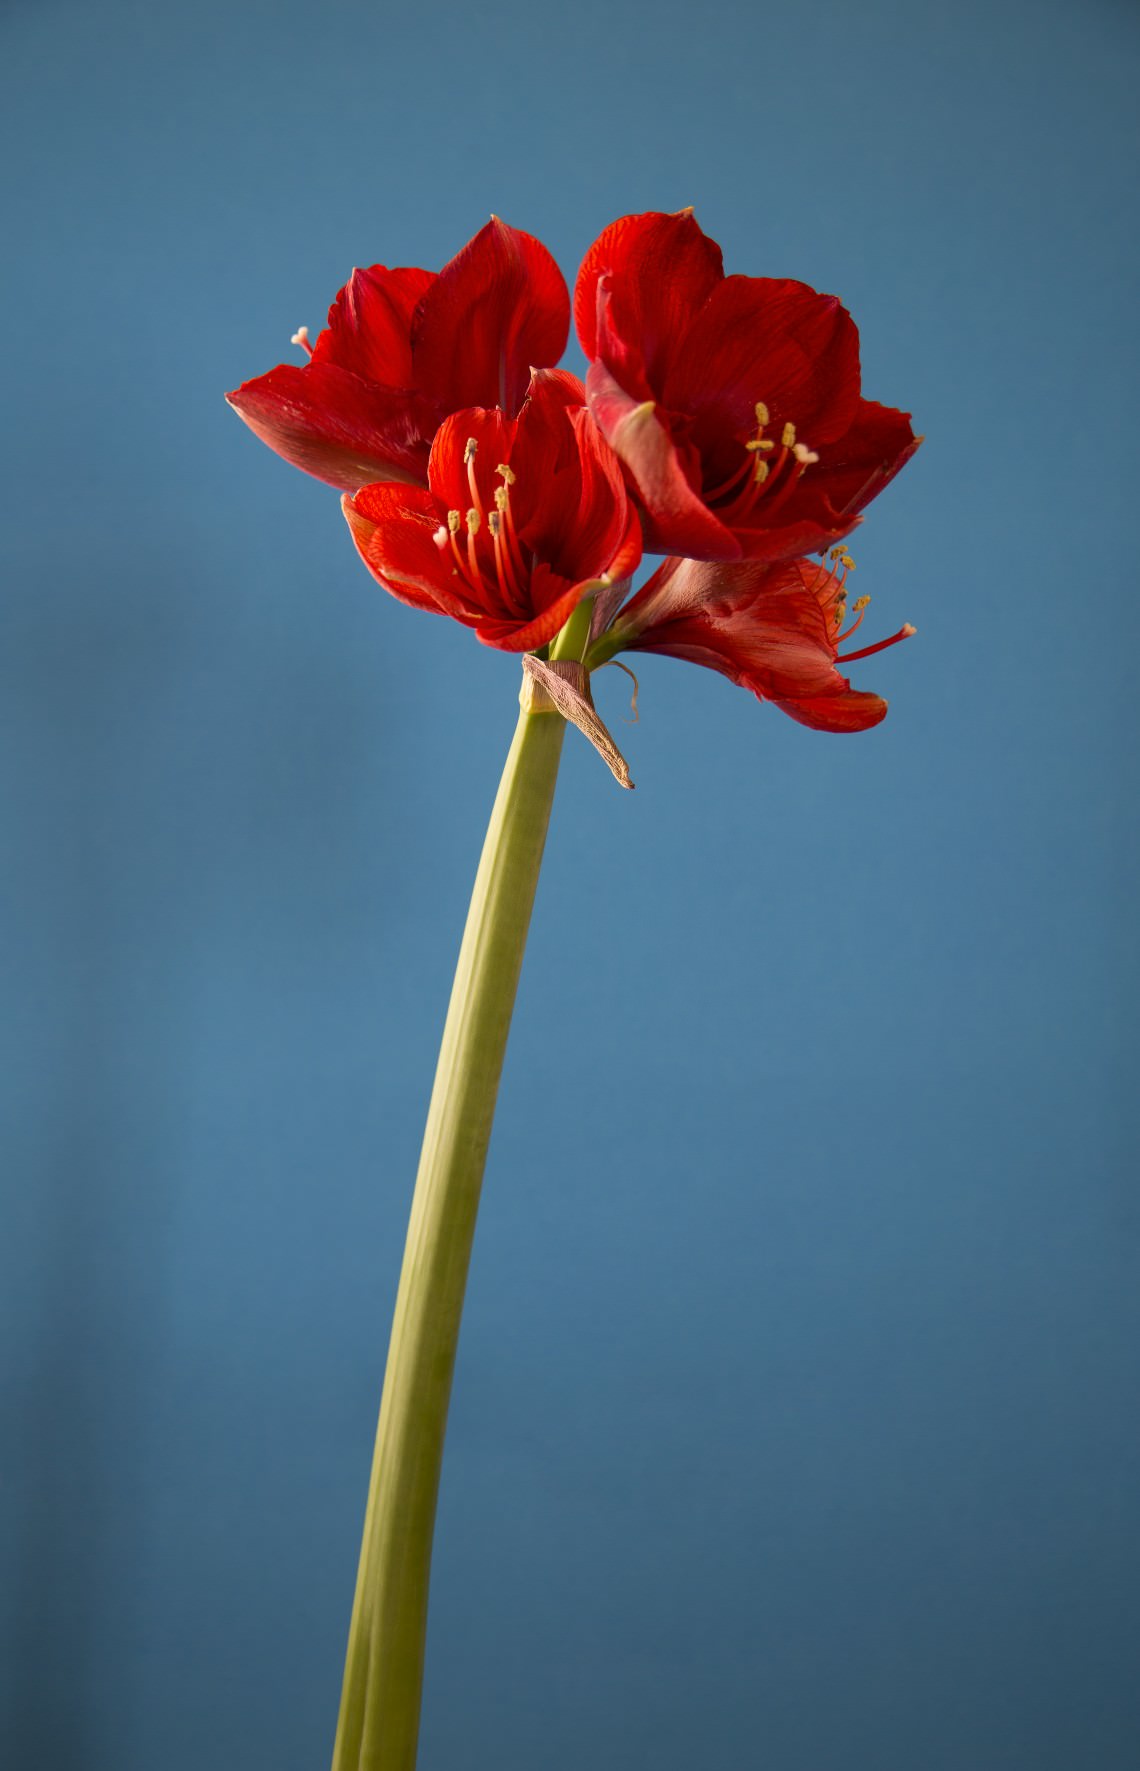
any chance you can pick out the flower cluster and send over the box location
[228,211,918,775]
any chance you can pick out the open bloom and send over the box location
[227,218,570,491]
[602,549,915,732]
[575,210,919,564]
[342,371,642,652]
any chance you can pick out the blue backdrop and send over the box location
[3,1,1138,1766]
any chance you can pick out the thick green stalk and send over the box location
[331,604,591,1771]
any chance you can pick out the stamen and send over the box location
[441,510,478,588]
[466,507,482,586]
[493,475,528,583]
[837,623,916,664]
[836,594,871,643]
[781,422,796,448]
[291,326,313,357]
[464,439,485,521]
[754,402,770,426]
[753,459,770,485]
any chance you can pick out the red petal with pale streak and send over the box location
[574,210,724,382]
[475,571,585,653]
[342,482,482,621]
[412,217,570,418]
[310,265,435,386]
[586,361,741,562]
[226,361,436,491]
[664,276,862,447]
[777,399,920,527]
[620,556,893,730]
[426,407,513,519]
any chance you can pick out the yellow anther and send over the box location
[852,595,871,612]
[447,509,462,534]
[781,422,797,448]
[466,508,481,534]
[493,485,509,512]
[754,401,770,426]
[463,437,479,463]
[496,463,516,484]
[745,438,775,452]
[753,458,770,485]
[488,511,502,537]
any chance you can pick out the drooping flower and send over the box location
[227,218,570,491]
[575,210,919,564]
[597,548,914,732]
[342,371,642,652]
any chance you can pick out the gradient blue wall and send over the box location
[2,1,1138,1766]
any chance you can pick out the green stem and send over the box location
[331,602,592,1771]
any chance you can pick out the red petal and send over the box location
[574,210,723,383]
[412,217,570,418]
[510,381,639,584]
[732,513,861,565]
[773,690,888,732]
[607,500,644,584]
[586,361,741,561]
[620,555,896,731]
[342,482,482,620]
[592,273,654,403]
[227,361,436,490]
[664,276,862,448]
[426,407,513,518]
[524,366,587,409]
[475,571,585,653]
[310,265,434,387]
[776,400,921,527]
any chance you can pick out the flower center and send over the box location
[703,401,820,525]
[432,440,532,615]
[812,548,916,662]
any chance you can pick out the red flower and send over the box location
[575,210,920,564]
[607,549,914,732]
[227,218,570,492]
[342,371,642,652]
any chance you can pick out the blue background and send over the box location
[3,0,1138,1766]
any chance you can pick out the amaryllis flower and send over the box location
[598,548,914,733]
[575,210,920,564]
[227,218,570,492]
[342,371,642,652]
